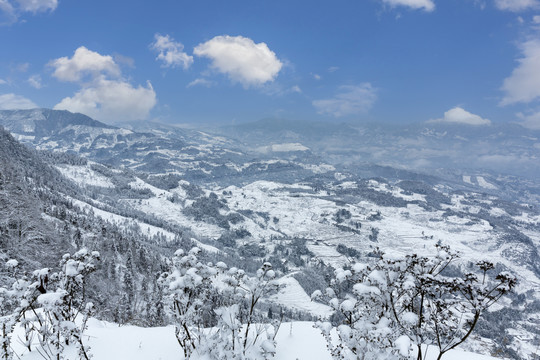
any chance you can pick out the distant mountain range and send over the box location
[2,108,539,201]
[219,117,540,179]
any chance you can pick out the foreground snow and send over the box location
[12,320,503,360]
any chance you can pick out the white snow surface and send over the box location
[12,320,504,360]
[476,176,497,190]
[256,143,310,153]
[270,274,333,318]
[56,164,115,188]
[70,198,177,241]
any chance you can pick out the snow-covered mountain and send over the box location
[0,109,331,185]
[1,109,539,359]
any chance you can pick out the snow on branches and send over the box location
[0,249,100,360]
[160,247,280,360]
[312,244,517,360]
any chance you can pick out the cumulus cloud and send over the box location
[27,74,42,89]
[194,35,283,88]
[50,47,156,122]
[312,83,377,117]
[428,107,491,125]
[517,110,540,129]
[49,47,121,82]
[54,78,156,123]
[494,0,539,11]
[0,93,37,109]
[500,39,540,105]
[151,34,193,69]
[0,78,7,85]
[381,0,435,12]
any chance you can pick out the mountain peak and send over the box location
[0,108,116,137]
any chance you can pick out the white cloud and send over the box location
[54,78,156,123]
[114,54,135,68]
[291,85,302,93]
[0,0,16,24]
[194,35,283,88]
[27,74,42,89]
[328,66,339,73]
[500,39,540,105]
[15,0,57,13]
[312,73,321,80]
[474,0,487,10]
[151,34,193,69]
[0,93,37,109]
[428,107,491,125]
[517,110,540,129]
[312,83,377,117]
[1,0,57,25]
[187,78,215,88]
[0,79,7,85]
[494,0,539,11]
[49,46,121,82]
[534,15,540,22]
[16,62,29,72]
[51,47,157,122]
[0,0,14,14]
[381,0,435,12]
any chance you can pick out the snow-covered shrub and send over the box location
[0,259,21,360]
[3,249,100,360]
[381,247,516,360]
[199,262,279,360]
[159,247,218,358]
[312,244,517,360]
[161,248,280,359]
[312,263,409,360]
[34,249,100,360]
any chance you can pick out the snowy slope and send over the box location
[270,274,333,318]
[56,164,115,188]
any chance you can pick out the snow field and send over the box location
[270,275,333,318]
[70,198,177,241]
[11,320,504,360]
[56,164,115,188]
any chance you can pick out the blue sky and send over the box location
[1,0,540,128]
